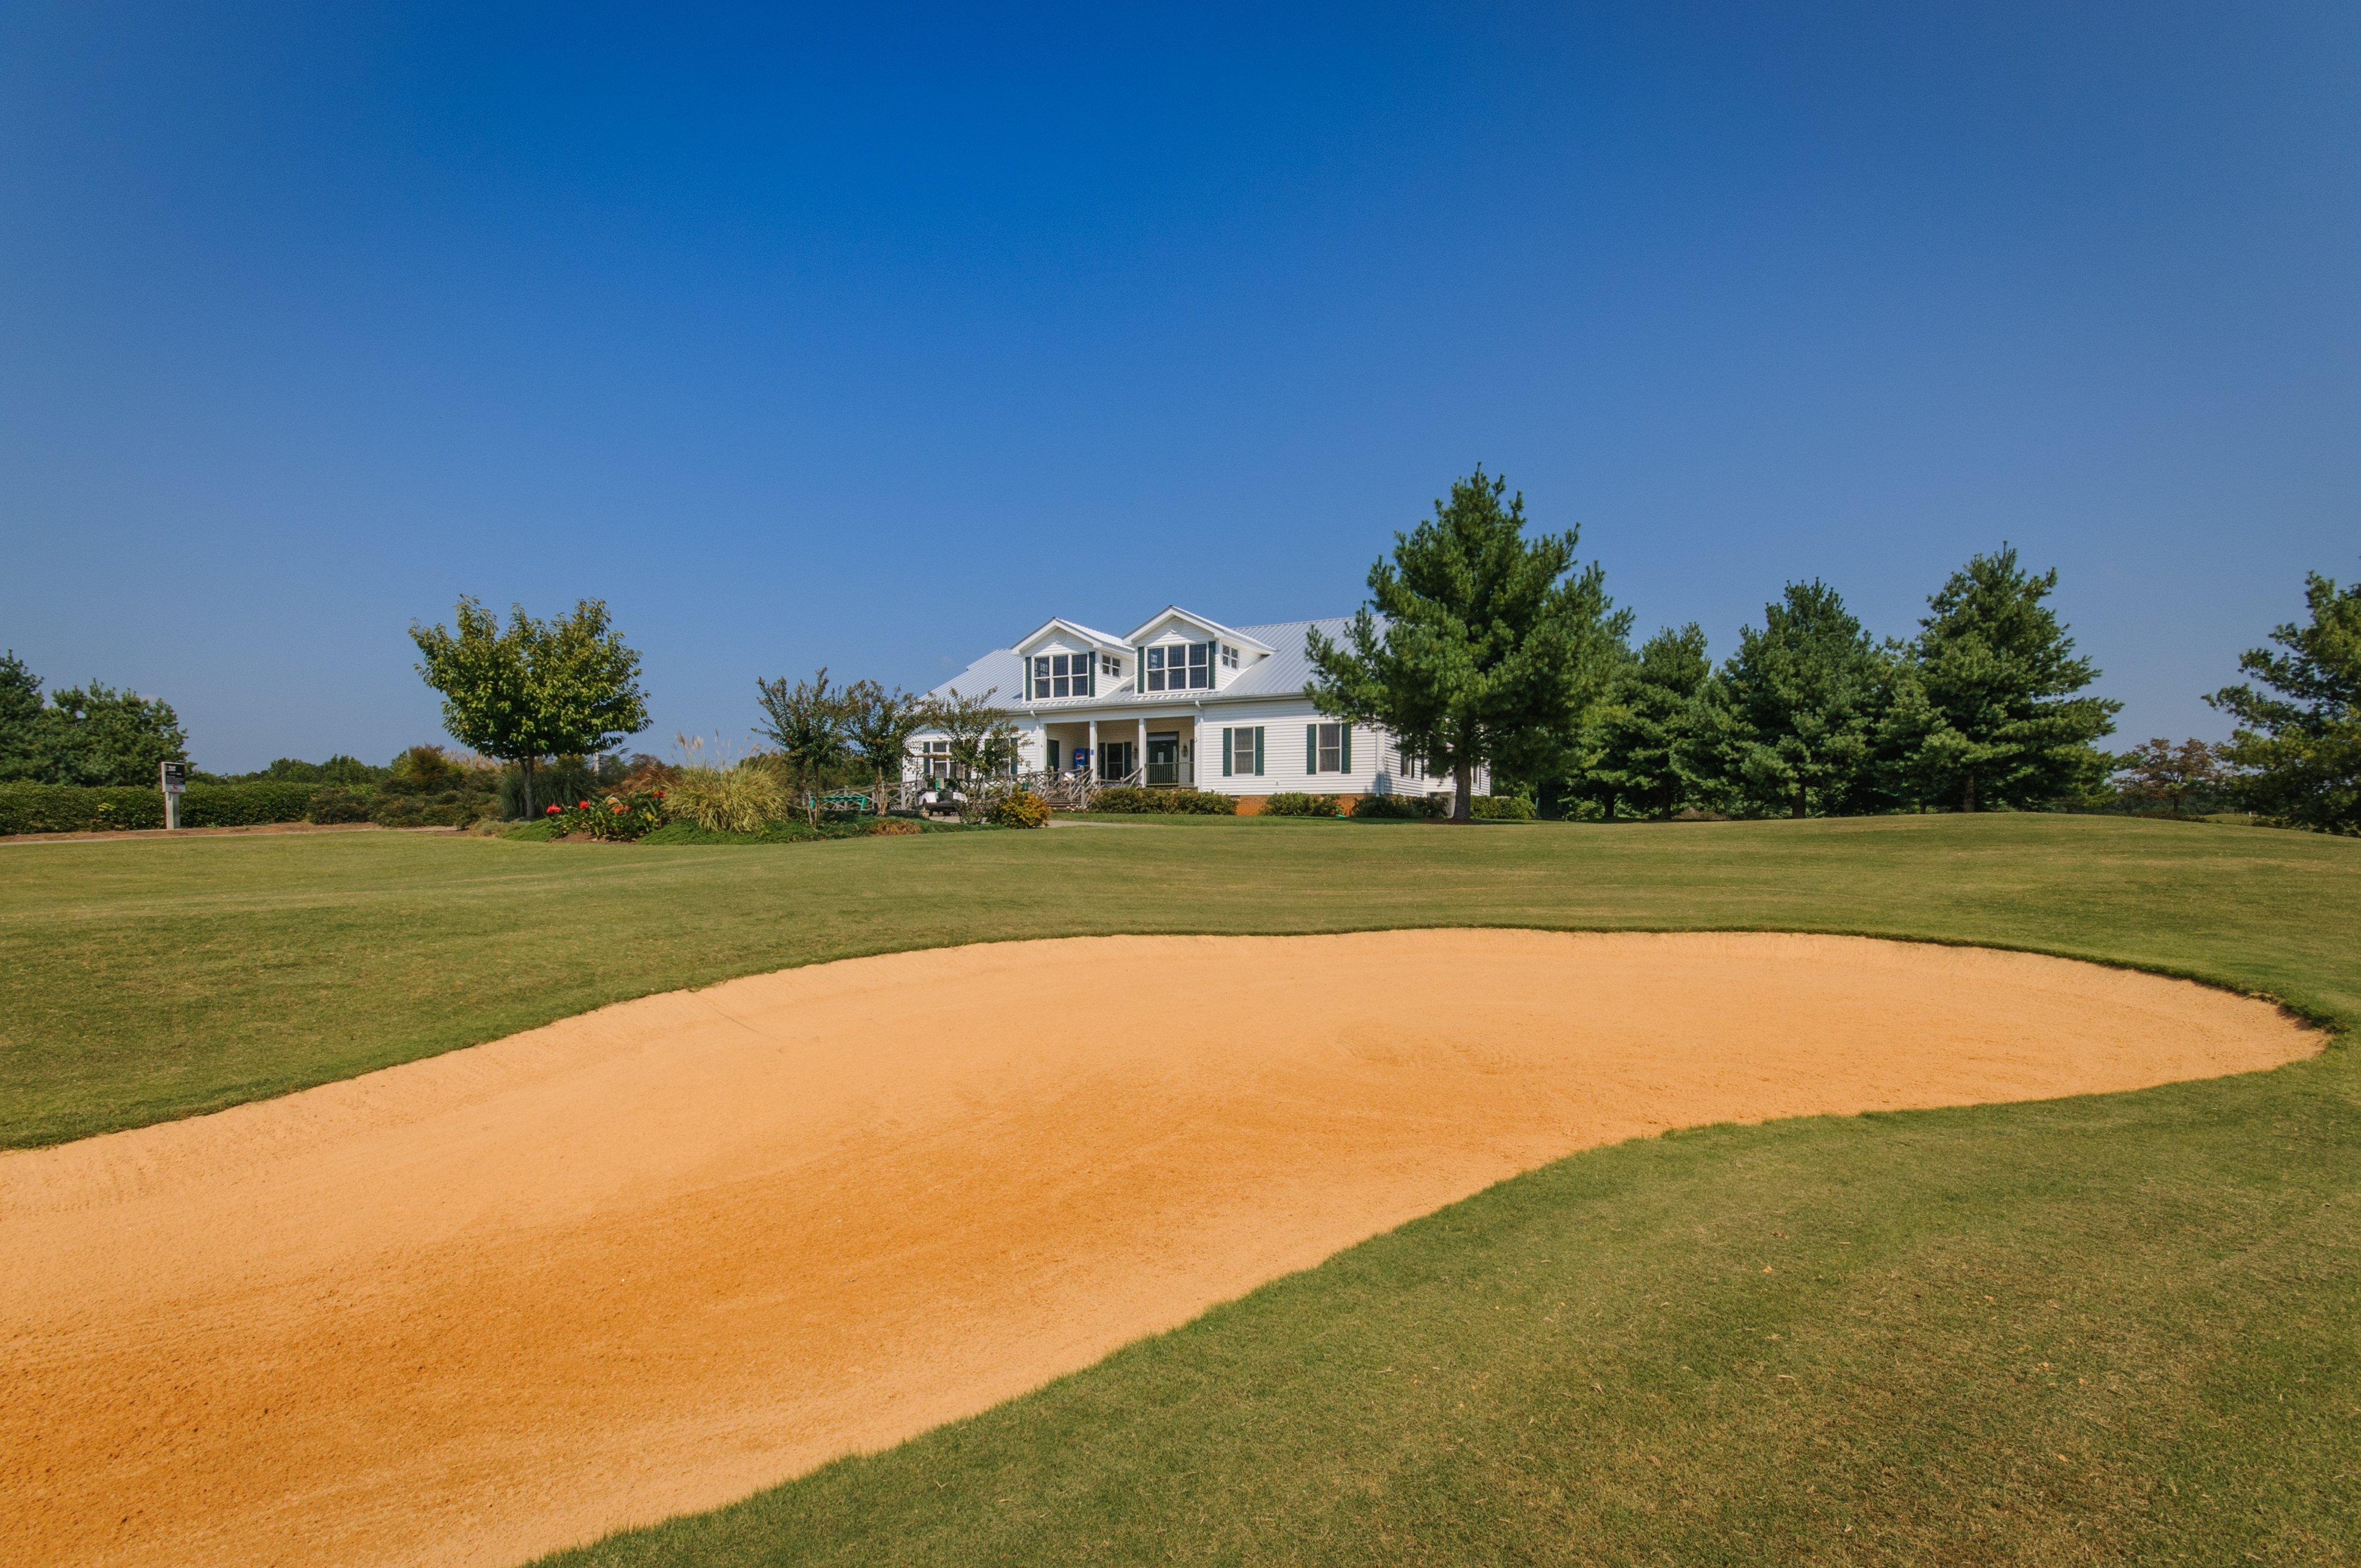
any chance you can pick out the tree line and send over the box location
[1310,467,2357,833]
[0,656,188,787]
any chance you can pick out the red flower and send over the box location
[545,805,559,815]
[578,800,590,809]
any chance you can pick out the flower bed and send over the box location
[543,790,667,841]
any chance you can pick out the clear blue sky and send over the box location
[4,3,2353,771]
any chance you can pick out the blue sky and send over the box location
[3,2,2353,771]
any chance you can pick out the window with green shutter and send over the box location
[1227,726,1259,777]
[1309,722,1347,774]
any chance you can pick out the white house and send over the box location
[911,607,1483,812]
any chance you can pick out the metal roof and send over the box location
[921,614,1370,708]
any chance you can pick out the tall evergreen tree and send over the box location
[1708,581,1890,818]
[1899,546,2118,811]
[1575,624,1715,820]
[1307,468,1628,821]
[2208,567,2360,834]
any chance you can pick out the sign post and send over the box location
[160,760,188,830]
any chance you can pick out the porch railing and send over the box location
[887,765,1147,816]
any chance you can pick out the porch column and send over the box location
[1137,717,1147,783]
[1088,718,1098,780]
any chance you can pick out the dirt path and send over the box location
[0,931,2317,1568]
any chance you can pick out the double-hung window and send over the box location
[1031,652,1094,700]
[1307,722,1351,774]
[917,738,951,779]
[1222,725,1265,777]
[1396,741,1424,780]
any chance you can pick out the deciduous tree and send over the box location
[932,687,1020,786]
[841,680,932,816]
[1307,467,1628,821]
[411,597,647,816]
[755,668,853,826]
[0,652,47,783]
[2209,567,2361,834]
[2110,738,2226,817]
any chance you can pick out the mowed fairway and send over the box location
[4,815,2359,1565]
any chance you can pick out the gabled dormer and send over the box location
[1013,618,1131,703]
[1122,607,1275,695]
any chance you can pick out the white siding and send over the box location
[1195,702,1484,799]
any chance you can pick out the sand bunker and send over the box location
[0,930,2316,1568]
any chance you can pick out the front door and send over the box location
[1098,739,1135,781]
[1146,732,1180,786]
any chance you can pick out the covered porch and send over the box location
[1036,714,1201,788]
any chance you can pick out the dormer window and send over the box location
[1220,644,1239,670]
[1144,641,1212,692]
[1030,652,1095,700]
[1101,653,1122,678]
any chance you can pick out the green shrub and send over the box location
[307,785,375,824]
[1471,793,1537,821]
[990,790,1051,829]
[179,782,320,828]
[0,781,330,834]
[1351,792,1446,820]
[0,784,164,835]
[1091,785,1238,815]
[498,755,628,820]
[1262,792,1343,817]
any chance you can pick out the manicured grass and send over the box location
[4,816,2358,1563]
[0,815,2351,1151]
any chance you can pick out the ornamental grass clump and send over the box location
[665,763,788,834]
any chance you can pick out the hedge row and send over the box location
[0,781,323,836]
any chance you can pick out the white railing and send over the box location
[888,766,1149,817]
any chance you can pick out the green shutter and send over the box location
[1340,726,1352,774]
[1221,728,1233,777]
[1253,727,1265,775]
[1307,725,1318,774]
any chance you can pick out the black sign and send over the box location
[160,761,188,793]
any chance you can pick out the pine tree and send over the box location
[1900,546,2118,811]
[2208,567,2360,834]
[1707,581,1891,818]
[1577,625,1715,820]
[1307,468,1628,821]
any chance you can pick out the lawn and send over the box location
[4,815,2357,1563]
